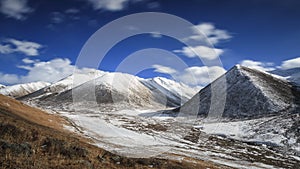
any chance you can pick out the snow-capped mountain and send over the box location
[21,70,199,110]
[164,65,300,154]
[0,81,50,98]
[56,72,161,108]
[44,69,106,93]
[19,69,106,100]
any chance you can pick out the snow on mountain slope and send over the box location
[0,84,5,89]
[0,81,50,98]
[54,72,185,110]
[22,70,199,110]
[19,69,105,100]
[44,69,106,94]
[70,72,153,103]
[173,65,300,119]
[141,77,200,104]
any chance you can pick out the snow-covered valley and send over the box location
[46,107,299,169]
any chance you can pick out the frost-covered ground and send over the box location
[54,107,299,169]
[196,114,300,150]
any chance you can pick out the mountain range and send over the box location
[0,65,299,168]
[1,70,198,110]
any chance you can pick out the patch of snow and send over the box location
[62,111,172,158]
[197,120,253,139]
[197,114,298,150]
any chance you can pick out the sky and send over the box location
[1,0,300,87]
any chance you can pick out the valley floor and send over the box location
[45,104,299,169]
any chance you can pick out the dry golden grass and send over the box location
[0,94,67,130]
[0,94,226,169]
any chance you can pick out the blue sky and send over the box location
[1,0,300,86]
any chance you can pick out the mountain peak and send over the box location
[234,64,242,69]
[229,64,251,73]
[175,65,300,119]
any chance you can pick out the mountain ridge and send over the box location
[18,70,199,110]
[0,81,50,98]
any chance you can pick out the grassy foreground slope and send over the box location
[0,94,223,169]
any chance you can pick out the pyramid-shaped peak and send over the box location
[175,65,299,119]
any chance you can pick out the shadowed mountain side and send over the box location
[169,65,300,120]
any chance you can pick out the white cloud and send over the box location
[49,10,80,27]
[152,64,226,87]
[22,58,36,64]
[50,12,65,24]
[87,0,129,11]
[152,64,177,74]
[175,23,230,60]
[0,38,43,56]
[280,57,300,70]
[174,45,224,60]
[0,0,32,20]
[150,32,162,38]
[86,0,153,11]
[65,8,80,14]
[20,58,75,83]
[147,2,160,9]
[177,66,226,86]
[0,58,77,85]
[184,23,232,45]
[0,73,19,84]
[240,60,275,72]
[0,44,13,54]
